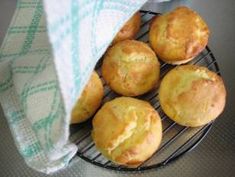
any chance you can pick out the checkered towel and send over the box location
[0,0,151,173]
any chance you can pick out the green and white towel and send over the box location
[0,0,183,174]
[0,0,149,173]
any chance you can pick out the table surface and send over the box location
[0,0,235,177]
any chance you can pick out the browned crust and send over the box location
[102,40,160,96]
[149,6,210,64]
[92,97,162,166]
[71,71,104,124]
[112,12,141,44]
[159,65,226,127]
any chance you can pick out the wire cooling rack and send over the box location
[70,10,221,172]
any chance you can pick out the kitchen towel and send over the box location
[0,0,182,174]
[0,0,150,174]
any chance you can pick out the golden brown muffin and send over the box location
[92,97,162,166]
[102,40,160,96]
[112,12,141,44]
[71,71,104,124]
[159,65,226,127]
[149,6,210,64]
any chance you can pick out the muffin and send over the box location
[159,65,226,127]
[92,97,162,166]
[149,6,210,64]
[112,12,141,44]
[71,71,104,124]
[102,40,160,96]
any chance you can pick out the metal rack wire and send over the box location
[70,10,221,172]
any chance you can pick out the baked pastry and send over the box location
[71,71,104,124]
[112,12,141,44]
[102,40,160,96]
[92,97,162,166]
[149,6,210,64]
[159,65,226,127]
